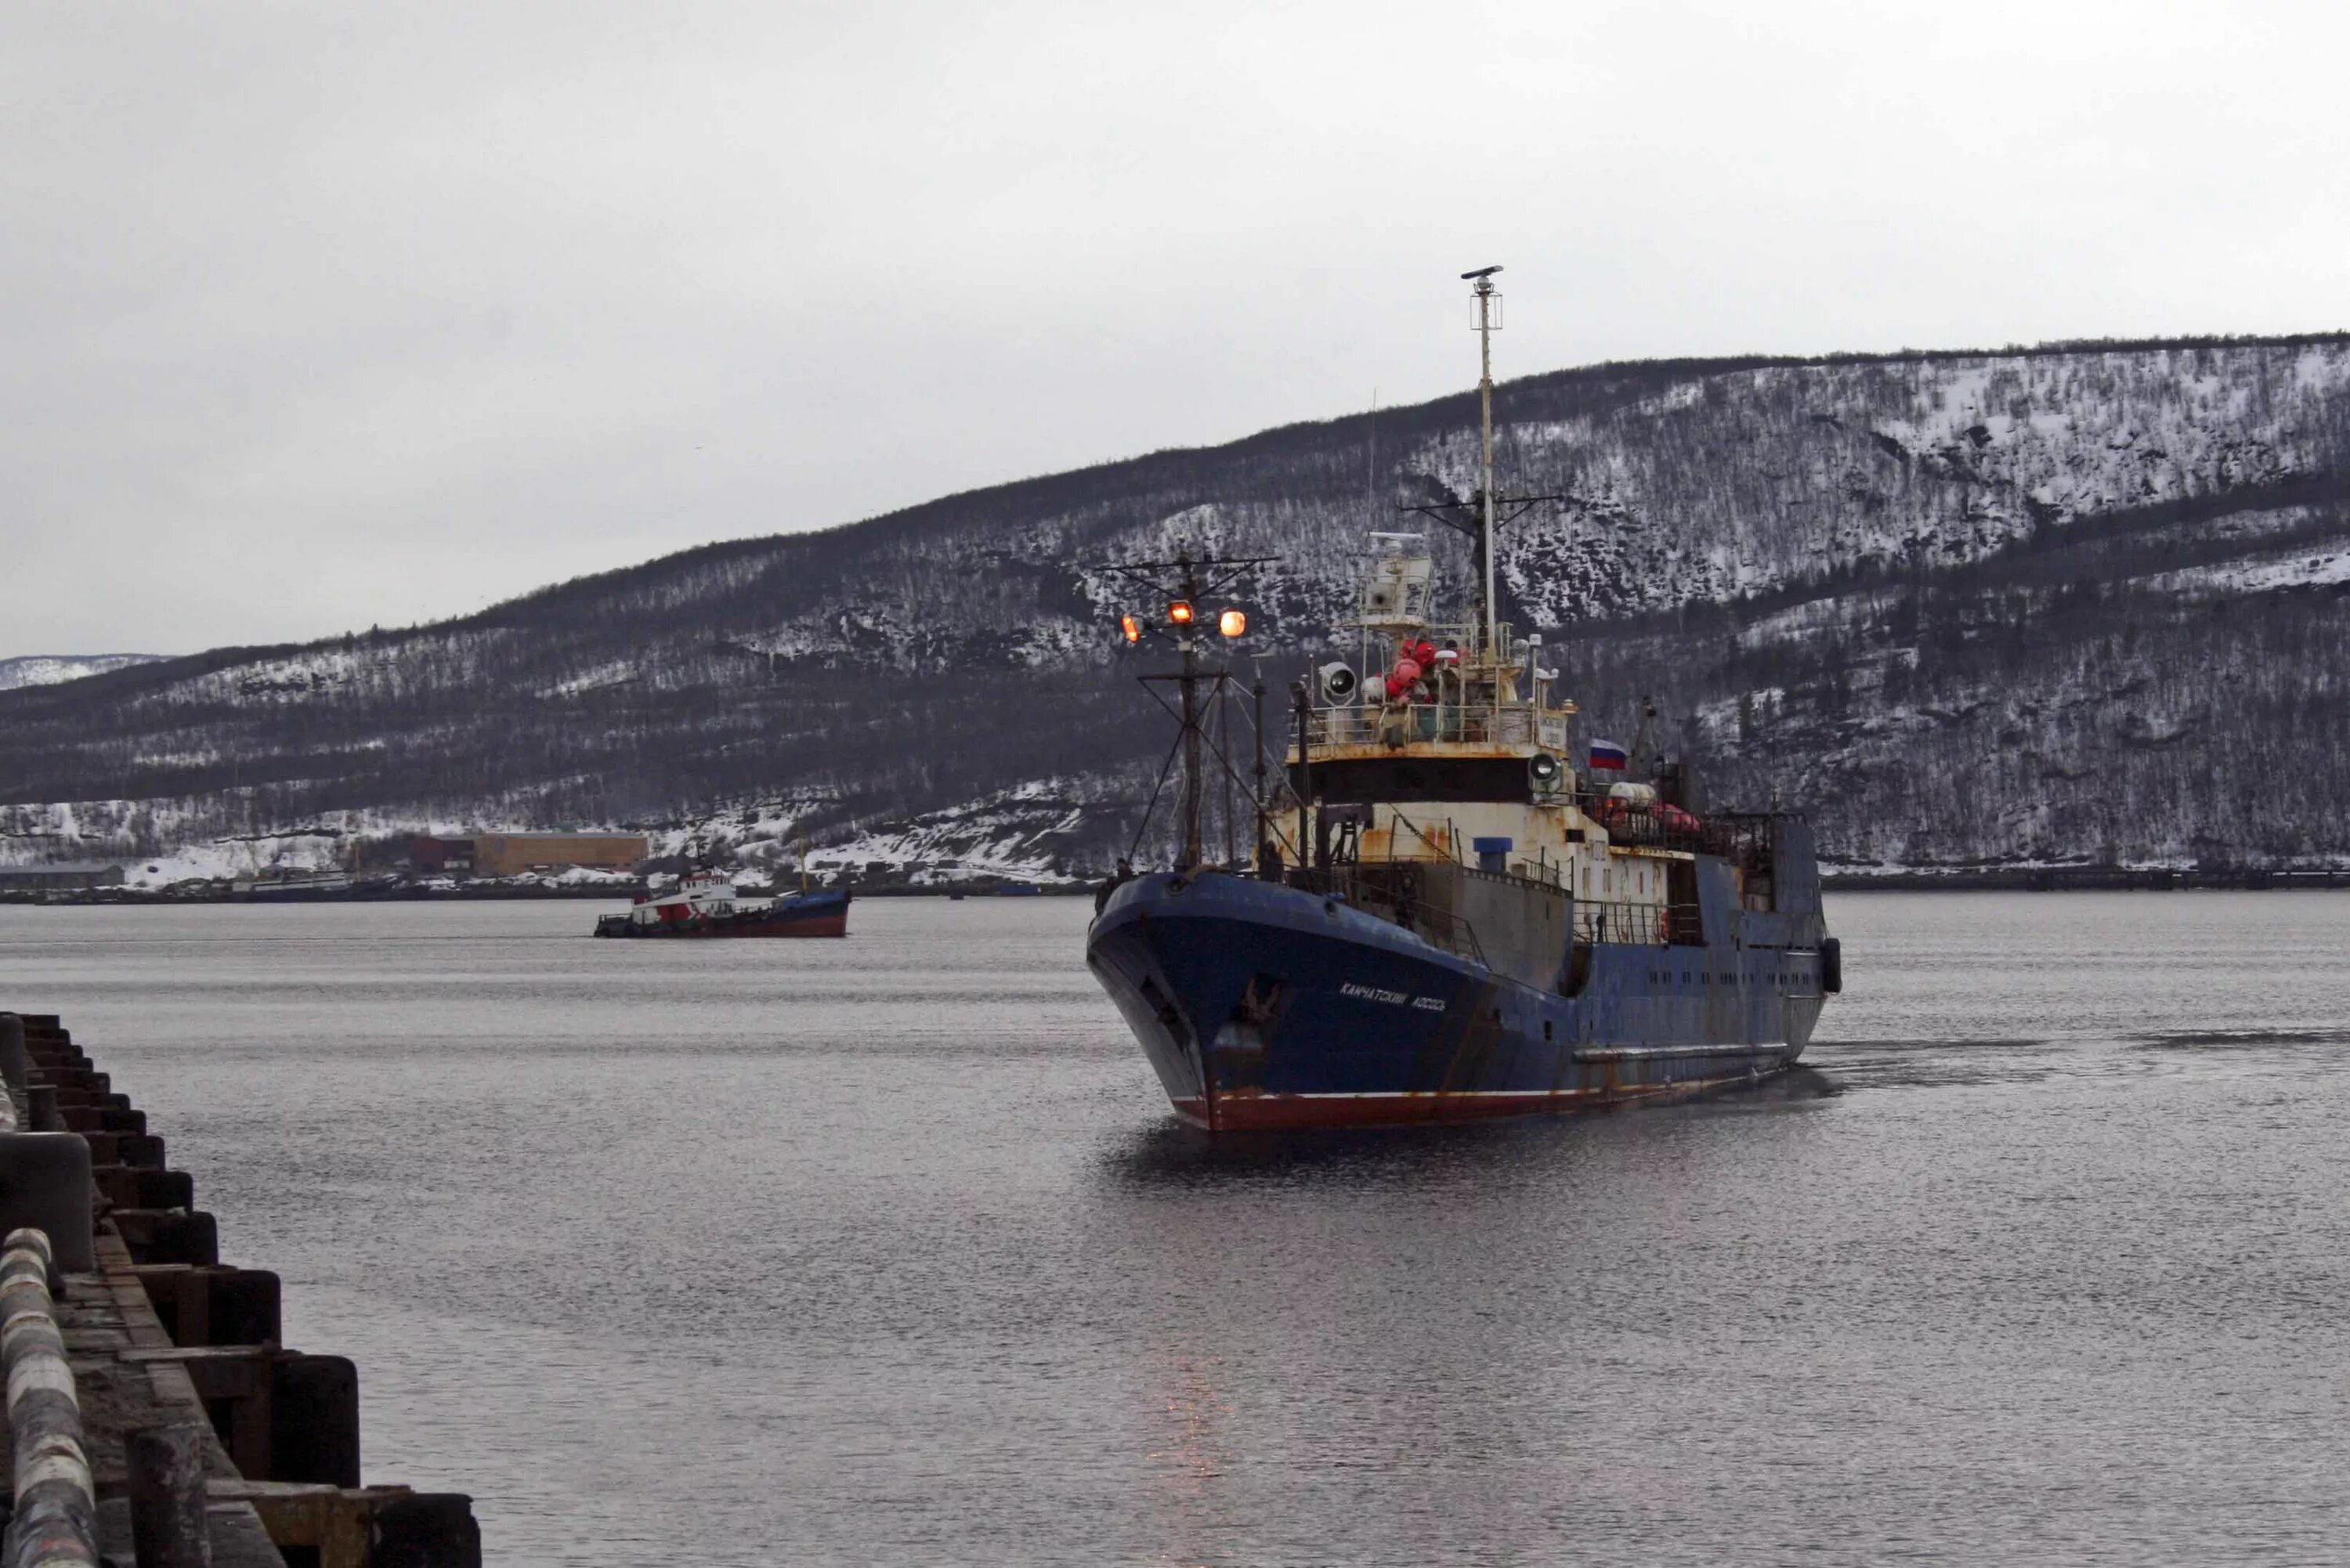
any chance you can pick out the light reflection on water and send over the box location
[0,892,2345,1566]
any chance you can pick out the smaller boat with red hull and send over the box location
[594,869,850,938]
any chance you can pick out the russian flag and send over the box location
[1588,738,1628,771]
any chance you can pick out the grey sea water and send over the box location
[0,892,2344,1567]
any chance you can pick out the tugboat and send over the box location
[1086,267,1839,1129]
[594,867,850,938]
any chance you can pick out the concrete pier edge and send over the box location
[0,1012,481,1568]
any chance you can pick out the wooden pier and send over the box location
[0,1011,479,1568]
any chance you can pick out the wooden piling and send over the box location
[0,1136,94,1273]
[24,1087,62,1133]
[0,1017,31,1104]
[127,1425,210,1568]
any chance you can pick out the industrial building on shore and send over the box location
[0,862,125,891]
[405,833,649,877]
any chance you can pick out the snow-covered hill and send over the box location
[3,335,2347,879]
[0,654,169,692]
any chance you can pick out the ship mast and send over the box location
[1467,266,1501,656]
[1104,552,1274,873]
[1175,556,1206,869]
[1408,269,1556,656]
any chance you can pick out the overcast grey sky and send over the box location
[5,0,2345,656]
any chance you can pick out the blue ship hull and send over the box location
[1086,871,1828,1130]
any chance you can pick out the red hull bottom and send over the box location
[1170,1070,1779,1131]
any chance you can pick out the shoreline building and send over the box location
[407,833,648,877]
[0,863,125,892]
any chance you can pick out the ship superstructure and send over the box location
[1086,269,1838,1129]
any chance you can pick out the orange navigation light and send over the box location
[1218,609,1247,638]
[1119,613,1142,644]
[1168,600,1195,626]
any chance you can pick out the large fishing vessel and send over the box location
[1086,268,1838,1130]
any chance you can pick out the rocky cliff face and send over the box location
[5,336,2347,882]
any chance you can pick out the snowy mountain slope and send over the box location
[1563,533,2350,870]
[1493,343,2350,623]
[0,654,170,691]
[3,334,2348,876]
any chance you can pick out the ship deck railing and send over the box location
[1279,860,1490,967]
[1571,898,1703,947]
[1461,860,1697,948]
[1585,798,1777,871]
[1305,695,1566,753]
[1238,858,1708,959]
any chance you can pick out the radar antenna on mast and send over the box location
[1399,266,1564,656]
